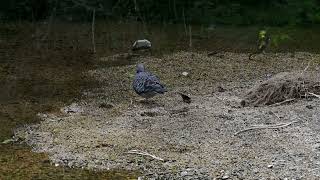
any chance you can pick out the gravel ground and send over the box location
[15,52,320,179]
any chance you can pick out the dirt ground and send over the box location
[15,52,320,179]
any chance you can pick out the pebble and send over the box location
[266,73,273,79]
[180,169,195,176]
[181,171,188,176]
[182,72,189,76]
[222,175,229,179]
[68,162,73,168]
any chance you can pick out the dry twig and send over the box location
[234,121,298,136]
[270,111,281,120]
[303,60,313,72]
[269,98,296,106]
[308,92,320,99]
[127,150,164,161]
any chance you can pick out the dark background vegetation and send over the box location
[1,0,320,26]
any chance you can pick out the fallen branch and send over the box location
[270,111,281,120]
[234,121,298,136]
[308,92,320,99]
[269,98,295,106]
[127,150,164,161]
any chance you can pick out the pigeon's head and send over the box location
[136,64,145,73]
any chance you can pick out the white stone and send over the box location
[222,175,229,179]
[182,72,189,76]
[62,103,83,114]
[132,39,151,50]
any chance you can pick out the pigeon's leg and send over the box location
[138,98,157,105]
[139,98,150,104]
[135,97,147,104]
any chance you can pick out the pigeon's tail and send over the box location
[154,84,167,94]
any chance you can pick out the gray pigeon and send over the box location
[133,64,166,99]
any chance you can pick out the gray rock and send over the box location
[132,39,151,51]
[62,103,83,114]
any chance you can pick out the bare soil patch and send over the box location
[15,52,320,179]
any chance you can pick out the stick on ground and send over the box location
[308,92,320,99]
[269,98,296,106]
[303,60,313,72]
[234,121,299,136]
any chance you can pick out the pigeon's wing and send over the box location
[146,72,160,83]
[144,73,166,93]
[133,73,147,94]
[133,71,166,95]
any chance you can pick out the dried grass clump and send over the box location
[244,71,320,106]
